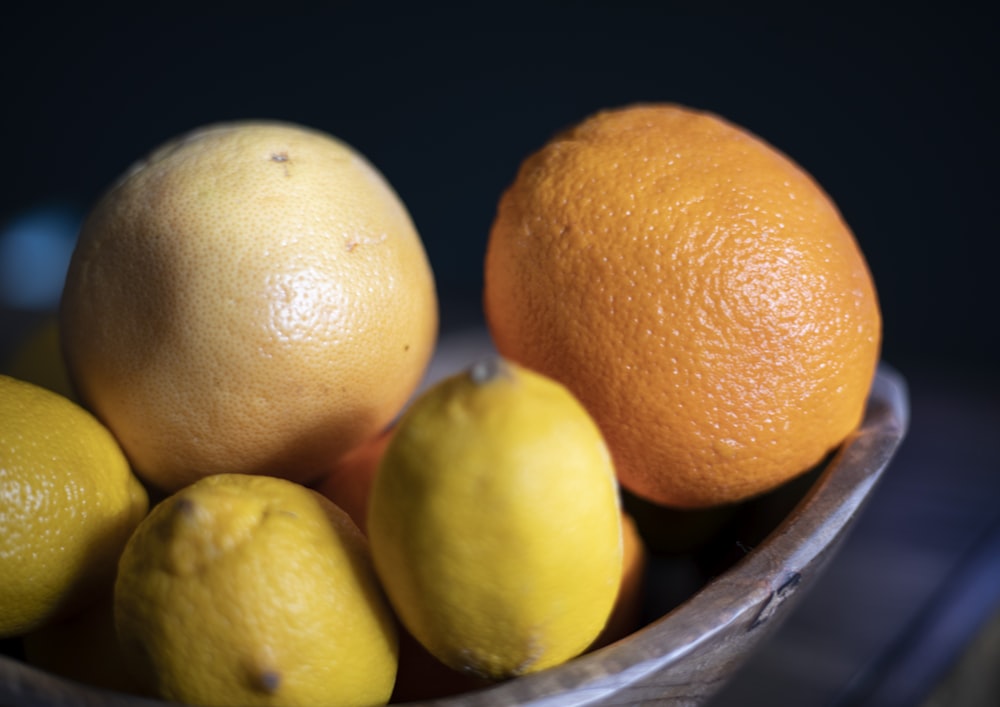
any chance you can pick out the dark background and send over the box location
[1,5,996,378]
[2,5,998,705]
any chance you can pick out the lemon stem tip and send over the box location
[254,669,282,694]
[469,358,510,385]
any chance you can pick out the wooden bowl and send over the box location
[0,328,909,707]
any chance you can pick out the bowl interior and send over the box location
[0,344,909,707]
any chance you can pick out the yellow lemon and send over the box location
[3,317,74,400]
[0,374,148,637]
[368,358,623,680]
[114,473,398,707]
[60,121,438,492]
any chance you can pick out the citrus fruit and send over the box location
[485,103,881,508]
[60,120,438,492]
[2,317,74,400]
[315,425,393,533]
[0,374,148,637]
[114,473,398,707]
[368,357,623,680]
[590,511,647,650]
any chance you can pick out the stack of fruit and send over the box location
[0,105,881,706]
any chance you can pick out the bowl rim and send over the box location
[0,364,910,707]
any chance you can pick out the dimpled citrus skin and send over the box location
[114,473,398,707]
[485,104,882,508]
[0,375,148,637]
[60,121,438,492]
[368,358,623,681]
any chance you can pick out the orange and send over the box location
[589,511,647,650]
[484,104,881,508]
[60,121,437,492]
[315,426,393,533]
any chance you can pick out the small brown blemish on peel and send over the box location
[174,496,197,518]
[346,241,359,252]
[270,152,291,176]
[253,669,282,694]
